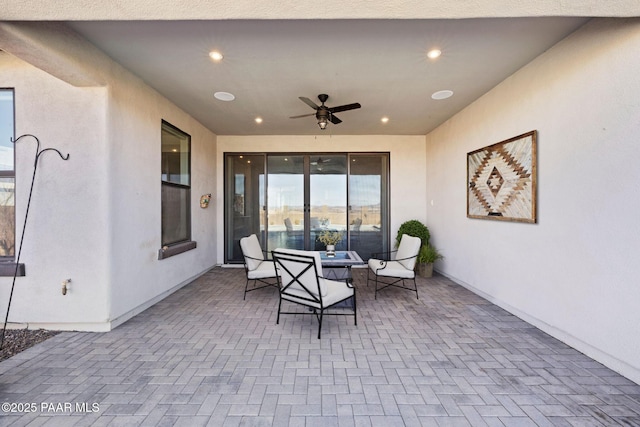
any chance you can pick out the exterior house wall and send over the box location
[0,51,110,329]
[216,135,427,264]
[425,18,640,383]
[0,26,218,331]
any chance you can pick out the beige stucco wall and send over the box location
[216,135,427,264]
[0,25,218,330]
[425,18,640,383]
[0,51,110,329]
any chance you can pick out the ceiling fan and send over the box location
[290,94,361,129]
[310,156,330,166]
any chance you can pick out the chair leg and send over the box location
[317,310,323,339]
[374,274,379,300]
[243,278,252,300]
[413,276,419,299]
[276,298,282,325]
[353,292,357,326]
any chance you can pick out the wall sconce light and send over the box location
[200,194,212,208]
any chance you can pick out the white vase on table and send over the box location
[326,244,336,257]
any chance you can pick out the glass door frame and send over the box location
[224,152,390,263]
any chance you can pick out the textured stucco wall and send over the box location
[0,51,111,329]
[425,18,640,383]
[0,24,218,330]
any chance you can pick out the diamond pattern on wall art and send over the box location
[467,131,537,223]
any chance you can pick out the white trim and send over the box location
[4,267,214,332]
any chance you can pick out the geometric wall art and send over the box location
[467,130,537,223]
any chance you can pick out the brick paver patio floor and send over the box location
[1,267,639,426]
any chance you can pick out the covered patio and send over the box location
[1,268,638,426]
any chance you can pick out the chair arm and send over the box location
[318,274,353,288]
[393,253,418,263]
[243,254,266,270]
[371,250,398,262]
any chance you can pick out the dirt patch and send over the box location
[0,329,61,362]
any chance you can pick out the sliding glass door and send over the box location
[309,155,347,251]
[266,155,305,250]
[225,152,389,263]
[225,155,266,261]
[349,154,389,260]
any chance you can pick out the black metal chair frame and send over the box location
[367,249,419,300]
[273,251,357,339]
[241,248,278,300]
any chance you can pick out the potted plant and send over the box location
[318,230,342,257]
[395,219,430,248]
[416,244,444,277]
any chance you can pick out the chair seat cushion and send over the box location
[247,261,278,279]
[281,278,353,309]
[368,259,414,279]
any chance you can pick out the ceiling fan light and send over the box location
[318,117,328,130]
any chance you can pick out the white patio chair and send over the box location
[272,248,356,339]
[239,234,278,300]
[367,234,421,299]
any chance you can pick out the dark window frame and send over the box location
[159,120,195,259]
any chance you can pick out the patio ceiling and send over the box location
[66,18,590,136]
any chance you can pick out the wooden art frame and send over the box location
[467,130,537,223]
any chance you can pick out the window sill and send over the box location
[158,241,197,260]
[0,262,26,277]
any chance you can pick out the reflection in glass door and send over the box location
[225,154,265,262]
[349,154,389,260]
[266,155,305,251]
[309,155,347,251]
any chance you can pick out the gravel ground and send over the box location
[0,329,61,362]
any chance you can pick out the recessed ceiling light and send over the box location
[255,117,263,124]
[427,49,442,59]
[214,91,235,101]
[381,117,390,124]
[432,90,453,100]
[209,51,223,61]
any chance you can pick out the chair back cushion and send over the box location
[240,234,264,271]
[396,234,421,270]
[273,249,327,297]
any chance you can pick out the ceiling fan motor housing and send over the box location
[316,108,330,120]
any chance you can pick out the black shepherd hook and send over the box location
[1,134,69,350]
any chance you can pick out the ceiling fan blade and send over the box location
[299,97,320,110]
[329,114,342,125]
[289,113,316,119]
[329,102,361,114]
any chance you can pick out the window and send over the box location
[0,89,15,259]
[160,121,193,256]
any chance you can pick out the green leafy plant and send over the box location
[395,220,430,247]
[418,244,444,264]
[318,230,342,246]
